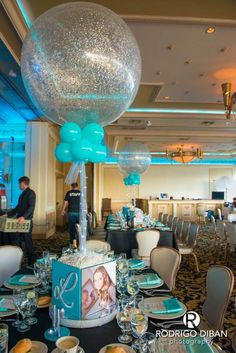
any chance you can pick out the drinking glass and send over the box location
[12,290,21,327]
[120,253,127,259]
[15,291,31,332]
[0,324,8,353]
[131,313,148,350]
[127,275,139,297]
[24,289,38,325]
[117,259,129,278]
[38,264,51,294]
[132,295,144,314]
[43,250,50,265]
[116,307,132,344]
[140,332,158,353]
[117,277,128,297]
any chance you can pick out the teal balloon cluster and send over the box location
[123,173,140,186]
[55,122,107,163]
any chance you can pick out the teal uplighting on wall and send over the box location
[105,157,236,166]
[16,0,31,28]
[127,108,224,115]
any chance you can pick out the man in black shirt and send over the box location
[5,176,36,265]
[62,182,80,248]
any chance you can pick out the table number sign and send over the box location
[0,218,31,233]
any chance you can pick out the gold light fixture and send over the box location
[221,82,236,119]
[166,145,203,164]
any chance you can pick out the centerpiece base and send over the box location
[60,309,117,328]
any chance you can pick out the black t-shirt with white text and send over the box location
[64,189,81,213]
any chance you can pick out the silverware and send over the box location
[150,320,185,329]
[0,318,15,322]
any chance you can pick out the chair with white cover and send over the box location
[158,212,163,222]
[0,246,23,286]
[175,219,184,242]
[150,247,181,291]
[85,240,111,252]
[201,265,234,331]
[178,223,200,272]
[225,222,236,261]
[135,230,160,265]
[162,214,168,225]
[232,328,236,353]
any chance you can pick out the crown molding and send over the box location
[0,0,28,41]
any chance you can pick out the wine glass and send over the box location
[127,275,139,297]
[12,290,21,328]
[132,295,144,314]
[117,259,129,278]
[140,332,158,353]
[117,276,128,297]
[24,289,38,325]
[116,306,132,344]
[131,313,148,351]
[15,291,31,332]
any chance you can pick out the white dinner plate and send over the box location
[135,274,164,289]
[157,336,219,353]
[51,347,84,353]
[0,295,16,318]
[4,275,41,290]
[10,341,48,353]
[143,296,187,320]
[99,343,135,353]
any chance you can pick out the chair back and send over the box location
[225,222,236,246]
[217,208,222,220]
[162,214,168,225]
[180,221,190,244]
[171,217,179,232]
[150,247,181,291]
[158,212,163,222]
[85,240,111,252]
[187,223,199,248]
[136,230,160,258]
[167,215,173,228]
[202,265,234,331]
[175,219,184,241]
[0,246,23,286]
[216,220,226,241]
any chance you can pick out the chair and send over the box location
[150,247,181,291]
[175,219,184,242]
[158,212,163,222]
[135,230,160,264]
[101,198,112,219]
[167,215,173,229]
[171,217,178,233]
[162,214,168,225]
[216,208,222,221]
[178,223,200,272]
[85,240,111,252]
[225,222,236,261]
[87,212,93,235]
[178,221,191,245]
[0,246,23,286]
[202,265,234,331]
[216,220,227,258]
[232,328,236,353]
[197,203,205,222]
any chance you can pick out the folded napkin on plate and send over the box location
[151,298,182,314]
[7,275,37,286]
[183,337,214,353]
[138,274,161,287]
[129,259,145,269]
[0,308,9,312]
[0,298,15,311]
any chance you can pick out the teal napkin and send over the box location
[7,275,30,286]
[0,308,9,312]
[152,298,182,314]
[129,259,145,269]
[184,337,214,353]
[138,274,161,287]
[155,221,164,226]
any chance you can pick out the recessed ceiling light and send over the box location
[164,96,170,100]
[206,27,215,34]
[185,60,192,65]
[156,71,161,75]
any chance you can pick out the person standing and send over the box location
[4,176,36,265]
[62,182,81,248]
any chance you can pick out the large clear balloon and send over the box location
[21,2,141,127]
[118,142,151,175]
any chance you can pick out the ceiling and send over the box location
[1,0,236,160]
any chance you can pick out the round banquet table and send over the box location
[105,229,178,258]
[5,268,185,353]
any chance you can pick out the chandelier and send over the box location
[222,82,236,119]
[166,145,203,163]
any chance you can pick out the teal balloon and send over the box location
[71,139,93,161]
[60,122,81,143]
[123,177,129,186]
[55,143,73,162]
[128,174,134,185]
[90,144,107,163]
[82,123,104,144]
[132,173,141,185]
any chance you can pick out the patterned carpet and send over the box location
[32,224,236,353]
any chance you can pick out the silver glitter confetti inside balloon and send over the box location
[21,2,141,127]
[118,142,151,175]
